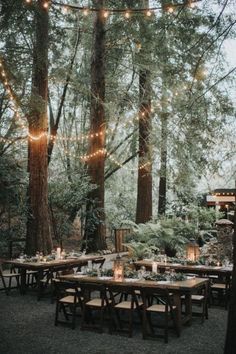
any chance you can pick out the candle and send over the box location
[88,260,92,270]
[217,261,220,267]
[56,247,61,260]
[152,262,158,274]
[164,255,167,264]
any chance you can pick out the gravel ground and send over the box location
[0,288,227,354]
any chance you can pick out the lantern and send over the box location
[113,255,124,281]
[186,238,200,262]
[152,261,158,274]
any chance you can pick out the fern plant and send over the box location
[122,218,191,257]
[123,241,158,260]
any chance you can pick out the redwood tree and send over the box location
[84,0,106,251]
[136,0,153,224]
[224,186,236,353]
[26,0,52,255]
[136,70,153,223]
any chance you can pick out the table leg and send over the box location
[19,269,27,294]
[36,269,44,301]
[184,293,192,325]
[173,293,182,334]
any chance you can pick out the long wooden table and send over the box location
[59,273,209,333]
[2,255,104,295]
[134,260,233,278]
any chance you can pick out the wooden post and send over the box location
[114,229,131,253]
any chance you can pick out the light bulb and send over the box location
[43,1,49,9]
[167,6,174,13]
[103,10,109,18]
[83,8,89,16]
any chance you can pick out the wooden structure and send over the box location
[60,273,209,334]
[206,188,235,220]
[114,228,131,253]
[2,255,104,295]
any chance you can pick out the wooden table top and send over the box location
[135,260,233,275]
[1,255,104,270]
[59,273,209,291]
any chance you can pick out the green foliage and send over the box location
[122,218,190,257]
[49,170,95,240]
[49,171,93,213]
[123,241,158,260]
[187,206,223,230]
[0,155,26,211]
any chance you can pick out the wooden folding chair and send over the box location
[54,280,82,329]
[181,282,209,323]
[141,287,180,343]
[80,282,112,333]
[0,263,20,295]
[107,284,143,338]
[210,276,231,309]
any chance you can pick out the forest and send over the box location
[0,1,236,353]
[0,0,235,254]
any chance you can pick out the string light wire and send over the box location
[49,0,201,16]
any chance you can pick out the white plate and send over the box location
[124,278,140,282]
[98,276,113,280]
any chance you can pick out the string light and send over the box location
[0,59,152,172]
[167,6,174,13]
[187,1,196,8]
[146,10,152,17]
[49,1,200,17]
[0,58,28,133]
[62,5,69,14]
[103,10,109,18]
[82,7,89,16]
[43,1,49,9]
[0,61,142,143]
[62,146,151,171]
[124,11,130,19]
[0,136,27,144]
[0,56,146,143]
[107,153,151,171]
[0,59,188,146]
[29,132,47,141]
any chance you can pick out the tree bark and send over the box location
[158,110,168,215]
[135,0,152,224]
[84,0,106,252]
[224,185,236,353]
[26,0,52,255]
[136,69,152,223]
[158,1,169,216]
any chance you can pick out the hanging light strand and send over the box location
[0,55,192,146]
[49,0,201,17]
[0,60,143,143]
[62,146,151,171]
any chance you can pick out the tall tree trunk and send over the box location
[158,1,168,216]
[224,185,236,353]
[136,70,152,223]
[158,110,168,215]
[136,0,152,224]
[26,0,52,255]
[84,0,106,252]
